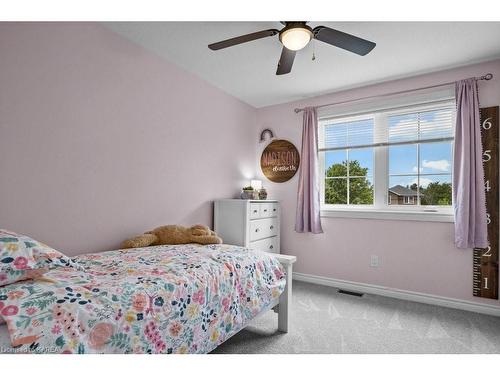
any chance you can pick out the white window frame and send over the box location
[318,101,455,223]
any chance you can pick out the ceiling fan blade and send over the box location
[208,29,279,50]
[276,47,296,75]
[313,26,376,56]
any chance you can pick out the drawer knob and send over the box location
[264,209,268,212]
[253,210,258,213]
[273,208,277,212]
[270,245,274,249]
[270,225,274,230]
[255,228,260,232]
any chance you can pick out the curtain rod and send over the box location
[293,73,494,114]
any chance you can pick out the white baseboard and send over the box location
[293,272,500,317]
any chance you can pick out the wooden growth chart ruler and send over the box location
[473,106,499,299]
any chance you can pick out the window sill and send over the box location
[320,208,454,223]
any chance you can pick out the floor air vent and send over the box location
[338,289,364,297]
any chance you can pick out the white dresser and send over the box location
[214,199,280,254]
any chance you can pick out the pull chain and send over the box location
[312,39,316,61]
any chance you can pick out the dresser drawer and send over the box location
[249,217,279,241]
[249,203,261,219]
[249,236,278,253]
[259,203,273,218]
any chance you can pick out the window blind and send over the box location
[322,118,374,149]
[320,103,455,152]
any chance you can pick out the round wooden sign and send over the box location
[260,139,300,183]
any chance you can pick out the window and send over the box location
[318,101,455,221]
[387,108,454,208]
[403,196,414,205]
[323,117,374,205]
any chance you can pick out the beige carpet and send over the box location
[213,281,500,354]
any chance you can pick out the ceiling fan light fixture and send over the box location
[279,26,312,51]
[208,22,376,76]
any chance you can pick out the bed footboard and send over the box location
[272,254,297,333]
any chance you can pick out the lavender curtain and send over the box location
[453,78,488,249]
[295,107,323,234]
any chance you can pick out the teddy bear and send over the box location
[121,224,223,249]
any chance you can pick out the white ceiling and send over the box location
[104,22,500,108]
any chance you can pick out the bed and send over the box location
[0,243,294,354]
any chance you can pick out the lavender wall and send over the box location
[256,59,500,306]
[0,23,256,255]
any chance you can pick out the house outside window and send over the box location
[318,92,455,222]
[389,185,418,205]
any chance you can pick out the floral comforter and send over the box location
[0,244,285,353]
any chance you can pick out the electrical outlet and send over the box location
[370,255,379,267]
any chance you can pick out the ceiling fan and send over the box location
[208,22,376,75]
